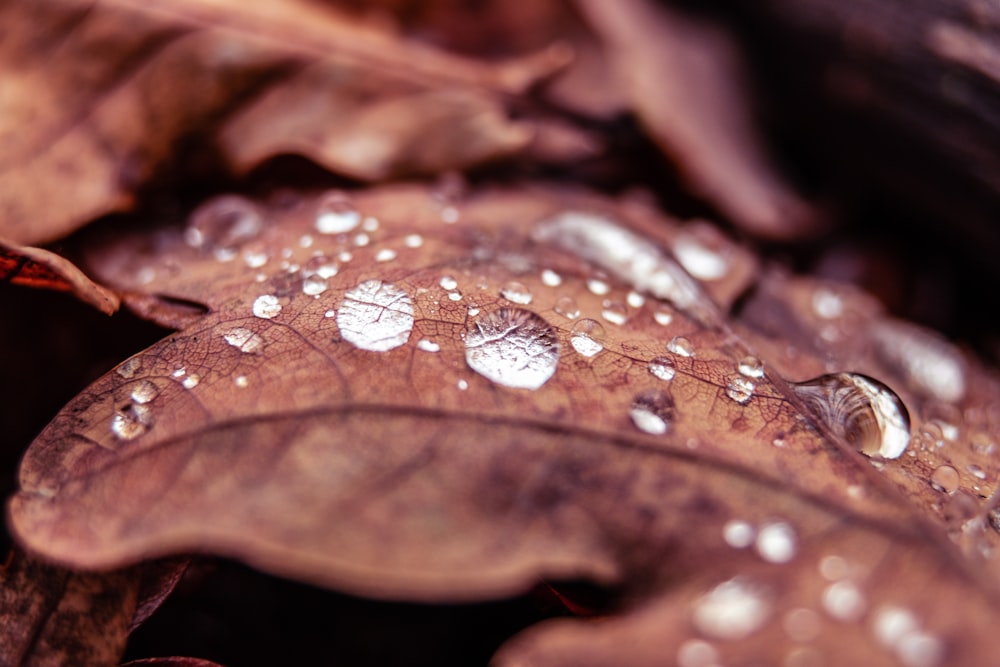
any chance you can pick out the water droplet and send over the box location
[417,339,440,353]
[467,306,480,316]
[570,319,605,358]
[338,280,415,352]
[299,234,314,248]
[626,290,645,308]
[324,309,336,318]
[872,319,966,403]
[872,606,943,667]
[726,377,755,405]
[404,234,424,248]
[375,248,397,263]
[676,639,719,667]
[362,216,379,232]
[242,243,269,268]
[500,281,533,305]
[653,305,674,326]
[755,521,797,563]
[448,291,463,302]
[586,277,610,295]
[896,632,945,667]
[302,275,328,296]
[738,356,765,379]
[812,287,844,319]
[819,555,850,581]
[873,606,919,647]
[222,327,263,354]
[440,276,459,291]
[629,390,675,435]
[541,269,562,286]
[667,336,695,357]
[930,465,959,494]
[111,404,152,441]
[185,195,263,252]
[234,375,249,388]
[792,373,911,459]
[130,380,159,404]
[554,296,580,319]
[967,464,987,480]
[783,608,822,642]
[117,357,142,379]
[304,255,338,279]
[315,191,361,234]
[253,294,282,319]
[648,356,677,382]
[440,206,460,224]
[457,379,469,391]
[172,368,186,378]
[722,519,755,548]
[182,374,200,389]
[463,308,559,390]
[692,578,771,641]
[822,580,866,621]
[339,251,353,263]
[354,233,370,247]
[673,226,730,280]
[601,300,628,325]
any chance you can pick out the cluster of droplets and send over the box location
[111,374,160,441]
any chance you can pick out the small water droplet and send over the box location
[822,580,866,621]
[338,280,414,352]
[404,234,424,248]
[440,276,459,291]
[554,296,580,319]
[601,300,628,325]
[172,368,186,378]
[726,377,755,405]
[738,356,765,379]
[234,375,249,388]
[873,606,919,648]
[339,251,353,263]
[629,389,675,435]
[930,465,959,494]
[653,305,674,326]
[361,216,379,232]
[182,374,200,389]
[302,275,329,296]
[667,336,695,357]
[457,379,469,391]
[375,248,397,263]
[324,309,336,318]
[500,281,533,305]
[440,206,460,224]
[648,356,677,382]
[185,195,263,252]
[541,269,562,286]
[222,327,263,354]
[315,191,361,234]
[130,380,159,404]
[117,358,142,379]
[872,606,942,667]
[354,233,370,247]
[242,243,269,268]
[448,291,463,302]
[812,287,844,319]
[253,294,282,319]
[467,306,480,316]
[417,339,441,353]
[755,521,797,563]
[570,319,605,358]
[967,464,987,480]
[304,255,339,279]
[586,277,610,295]
[722,519,755,548]
[299,234,314,248]
[463,308,559,390]
[792,373,911,459]
[626,290,645,308]
[692,578,771,641]
[111,404,152,440]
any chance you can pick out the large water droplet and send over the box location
[222,327,263,354]
[792,373,911,459]
[629,389,675,435]
[570,319,605,358]
[463,308,559,390]
[185,195,263,252]
[252,295,282,319]
[692,578,771,641]
[554,296,580,319]
[130,380,159,404]
[337,280,415,352]
[315,191,361,234]
[667,336,695,357]
[111,404,152,441]
[726,377,755,405]
[500,281,533,305]
[648,356,677,382]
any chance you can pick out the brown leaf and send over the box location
[0,239,120,314]
[122,659,225,667]
[8,185,1000,665]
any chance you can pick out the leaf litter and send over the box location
[7,184,1000,665]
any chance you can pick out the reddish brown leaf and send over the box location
[122,659,224,667]
[0,239,119,315]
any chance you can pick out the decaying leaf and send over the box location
[8,184,1000,665]
[0,239,119,315]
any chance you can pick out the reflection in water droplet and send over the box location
[692,578,771,641]
[500,281,533,305]
[792,373,911,459]
[417,339,440,353]
[722,520,755,548]
[111,404,152,440]
[338,280,415,352]
[667,336,695,357]
[738,356,765,378]
[463,308,559,390]
[726,377,755,405]
[930,465,959,494]
[822,580,866,621]
[302,275,329,296]
[541,269,562,286]
[629,390,675,435]
[315,191,361,234]
[185,195,263,252]
[130,380,159,404]
[601,300,628,325]
[570,319,605,358]
[755,522,797,563]
[253,295,281,319]
[223,327,263,354]
[554,296,580,319]
[440,276,459,291]
[648,356,677,382]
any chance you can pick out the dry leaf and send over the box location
[0,239,120,315]
[8,184,1000,665]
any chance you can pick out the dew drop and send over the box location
[354,233,370,247]
[873,606,919,648]
[554,296,580,319]
[629,389,675,435]
[738,355,765,379]
[812,287,844,319]
[570,319,605,358]
[361,216,380,232]
[375,248,397,263]
[448,291,463,302]
[792,373,911,459]
[304,255,339,279]
[541,269,562,286]
[302,275,329,296]
[755,521,797,563]
[253,295,282,319]
[172,367,186,378]
[130,380,159,404]
[467,306,480,316]
[463,308,559,390]
[648,356,677,382]
[930,465,959,494]
[242,243,269,269]
[440,276,459,291]
[182,374,200,389]
[601,300,628,325]
[417,339,441,353]
[653,305,674,326]
[500,281,533,305]
[726,377,755,405]
[626,290,645,308]
[222,327,263,354]
[315,191,361,234]
[440,206,460,224]
[111,404,152,441]
[324,309,336,318]
[822,580,866,621]
[667,336,695,357]
[457,379,469,391]
[586,277,610,295]
[722,519,755,548]
[692,578,771,641]
[404,234,424,248]
[337,280,415,352]
[299,234,314,248]
[234,375,249,388]
[185,195,263,252]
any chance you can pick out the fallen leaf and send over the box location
[8,184,1000,666]
[122,658,225,667]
